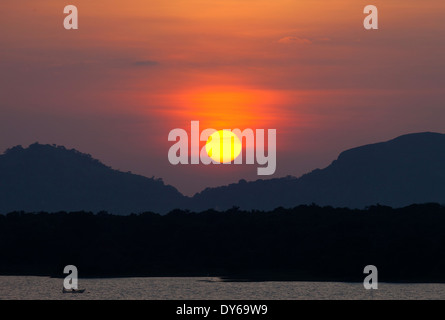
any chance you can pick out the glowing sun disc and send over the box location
[205,130,242,163]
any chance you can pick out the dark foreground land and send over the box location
[1,204,445,282]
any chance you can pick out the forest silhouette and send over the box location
[1,203,445,282]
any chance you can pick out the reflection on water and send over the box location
[0,276,444,300]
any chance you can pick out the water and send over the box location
[0,276,444,300]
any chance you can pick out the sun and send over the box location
[205,130,242,163]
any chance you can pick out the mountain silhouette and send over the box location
[191,132,445,211]
[0,143,187,214]
[1,132,445,214]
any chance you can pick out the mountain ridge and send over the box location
[0,142,187,214]
[1,132,445,213]
[190,131,445,211]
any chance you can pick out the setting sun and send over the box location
[205,130,242,163]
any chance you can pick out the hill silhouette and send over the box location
[1,132,445,213]
[191,132,445,211]
[0,143,187,214]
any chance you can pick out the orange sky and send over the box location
[1,0,444,195]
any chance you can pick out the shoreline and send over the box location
[1,273,444,284]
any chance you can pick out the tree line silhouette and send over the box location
[1,203,445,282]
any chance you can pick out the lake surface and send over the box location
[1,276,445,300]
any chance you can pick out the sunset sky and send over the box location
[1,0,444,195]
